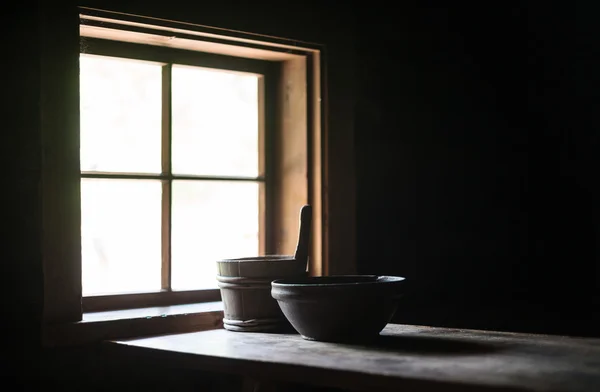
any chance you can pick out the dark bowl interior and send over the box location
[271,275,405,342]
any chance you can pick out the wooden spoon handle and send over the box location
[294,204,312,269]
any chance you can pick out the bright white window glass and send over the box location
[79,54,162,173]
[171,180,260,290]
[81,178,162,295]
[171,65,260,177]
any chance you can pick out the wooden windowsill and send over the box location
[104,324,600,392]
[43,301,224,347]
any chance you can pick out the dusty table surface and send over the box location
[109,324,600,392]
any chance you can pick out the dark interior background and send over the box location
[356,3,600,336]
[6,0,600,389]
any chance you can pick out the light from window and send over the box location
[80,54,262,296]
[81,178,162,294]
[80,54,162,173]
[171,181,259,290]
[171,65,260,177]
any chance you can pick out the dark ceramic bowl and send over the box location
[271,275,405,342]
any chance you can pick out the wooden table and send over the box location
[109,324,600,392]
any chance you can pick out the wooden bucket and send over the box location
[216,255,307,332]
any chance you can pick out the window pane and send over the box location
[171,65,260,177]
[80,54,162,173]
[171,180,260,290]
[81,178,162,295]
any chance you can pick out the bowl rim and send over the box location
[271,275,405,287]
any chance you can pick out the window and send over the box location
[68,10,325,314]
[79,39,275,311]
[41,6,359,345]
[81,58,262,294]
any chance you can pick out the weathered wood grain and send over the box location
[109,324,600,392]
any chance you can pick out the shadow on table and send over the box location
[345,333,504,356]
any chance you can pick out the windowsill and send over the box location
[43,301,224,347]
[82,301,223,322]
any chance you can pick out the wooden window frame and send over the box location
[40,5,356,345]
[79,38,278,312]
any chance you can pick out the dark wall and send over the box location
[356,3,600,336]
[6,0,44,377]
